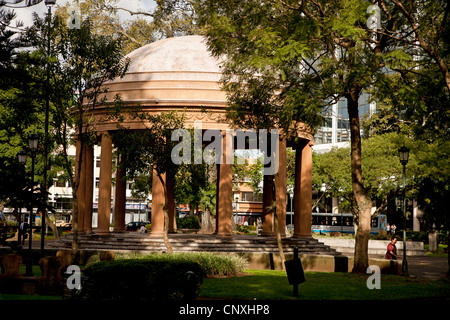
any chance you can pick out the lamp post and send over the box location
[234,196,239,227]
[288,191,293,234]
[398,146,409,276]
[18,133,39,276]
[41,0,56,253]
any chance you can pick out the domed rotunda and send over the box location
[74,35,314,242]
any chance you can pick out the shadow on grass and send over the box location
[200,269,450,300]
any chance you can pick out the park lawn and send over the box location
[1,268,448,301]
[199,269,450,300]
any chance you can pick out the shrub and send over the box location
[176,215,200,229]
[235,225,257,234]
[116,252,248,277]
[83,259,204,300]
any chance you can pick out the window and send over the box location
[55,179,67,188]
[241,192,262,202]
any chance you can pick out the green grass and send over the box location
[2,268,449,301]
[199,269,450,300]
[425,244,448,257]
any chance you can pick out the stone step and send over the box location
[47,233,341,255]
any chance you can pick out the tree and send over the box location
[23,12,128,259]
[366,0,449,275]
[195,0,416,272]
[388,0,450,91]
[0,3,55,224]
[55,0,204,55]
[103,0,202,38]
[312,132,421,216]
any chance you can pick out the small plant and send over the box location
[176,216,200,229]
[116,252,248,277]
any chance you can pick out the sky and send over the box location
[10,0,155,29]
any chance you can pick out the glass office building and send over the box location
[313,93,376,151]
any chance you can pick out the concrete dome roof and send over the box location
[103,35,227,109]
[126,35,222,75]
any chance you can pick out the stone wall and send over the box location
[317,238,426,256]
[242,253,402,275]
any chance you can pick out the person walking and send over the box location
[385,236,398,260]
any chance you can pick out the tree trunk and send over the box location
[347,88,373,274]
[71,135,84,264]
[158,174,173,253]
[273,201,286,271]
[200,208,216,234]
[71,193,79,264]
[45,215,59,239]
[447,232,450,278]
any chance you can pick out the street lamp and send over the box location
[17,150,27,246]
[398,146,409,276]
[41,0,57,253]
[288,191,293,234]
[18,134,39,276]
[398,146,409,166]
[17,150,27,164]
[28,133,39,152]
[234,196,239,226]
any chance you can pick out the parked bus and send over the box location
[311,212,380,234]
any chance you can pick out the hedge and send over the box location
[115,252,249,277]
[83,259,204,300]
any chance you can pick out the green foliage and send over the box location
[84,258,204,300]
[235,224,257,235]
[55,0,203,55]
[312,132,416,212]
[176,215,200,229]
[113,110,185,181]
[115,252,248,277]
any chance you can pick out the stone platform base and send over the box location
[47,232,342,256]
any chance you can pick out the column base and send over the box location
[292,233,312,239]
[95,231,111,236]
[149,231,164,238]
[216,232,232,238]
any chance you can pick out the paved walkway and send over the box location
[406,256,449,280]
[360,254,449,280]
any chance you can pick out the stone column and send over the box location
[166,172,177,233]
[293,140,313,238]
[261,174,274,236]
[76,139,86,233]
[332,197,339,214]
[97,132,113,235]
[217,131,232,237]
[413,200,422,232]
[150,170,165,237]
[215,163,220,233]
[275,138,287,237]
[84,143,94,233]
[113,155,126,233]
